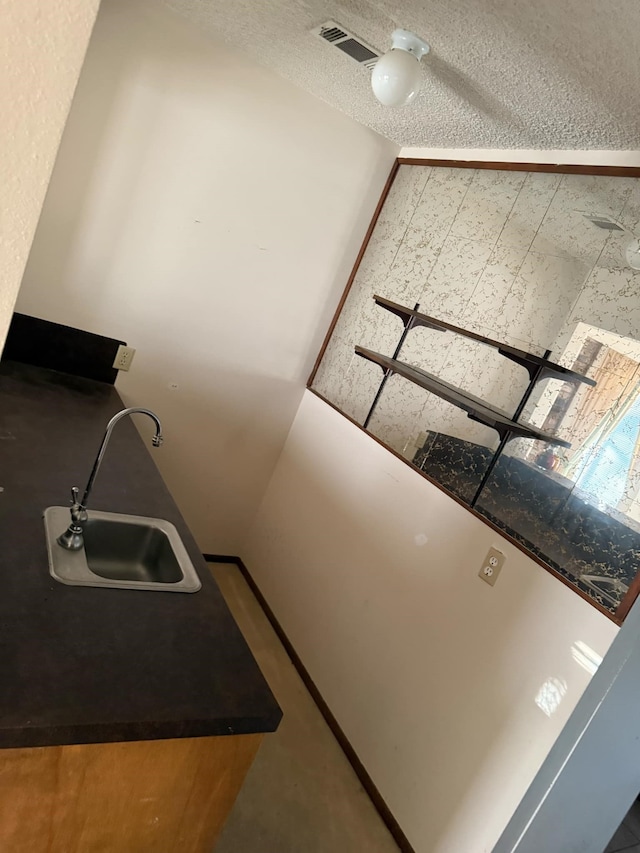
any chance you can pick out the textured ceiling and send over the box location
[164,0,640,150]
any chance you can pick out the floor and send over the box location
[605,799,640,853]
[208,561,399,853]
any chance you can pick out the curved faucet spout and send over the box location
[81,408,163,507]
[57,407,163,551]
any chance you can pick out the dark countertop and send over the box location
[0,361,282,748]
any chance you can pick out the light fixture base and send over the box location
[390,29,430,60]
[625,238,640,271]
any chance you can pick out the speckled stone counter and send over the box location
[0,361,281,748]
[413,429,636,613]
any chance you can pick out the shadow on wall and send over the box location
[18,0,279,327]
[15,0,397,552]
[15,2,282,551]
[115,360,301,552]
[22,0,391,338]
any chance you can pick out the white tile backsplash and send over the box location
[569,265,640,340]
[506,252,590,348]
[530,190,614,264]
[448,169,525,244]
[461,243,529,334]
[419,235,494,322]
[497,171,561,250]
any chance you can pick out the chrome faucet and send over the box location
[57,407,163,551]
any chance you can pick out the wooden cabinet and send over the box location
[0,734,262,852]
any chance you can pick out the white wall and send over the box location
[244,392,618,852]
[15,0,397,553]
[0,0,100,353]
[494,591,640,853]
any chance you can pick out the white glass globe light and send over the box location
[626,238,640,271]
[372,50,422,106]
[371,29,430,107]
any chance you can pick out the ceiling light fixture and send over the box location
[582,213,640,271]
[371,29,430,107]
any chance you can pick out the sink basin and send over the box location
[44,507,201,593]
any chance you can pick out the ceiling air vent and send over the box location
[312,21,380,70]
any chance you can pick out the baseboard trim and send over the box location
[203,553,416,853]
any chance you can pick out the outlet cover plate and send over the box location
[113,345,136,371]
[479,547,505,586]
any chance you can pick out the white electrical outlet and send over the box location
[479,547,505,586]
[113,345,136,371]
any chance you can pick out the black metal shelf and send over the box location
[355,347,571,448]
[374,295,596,387]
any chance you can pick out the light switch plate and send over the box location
[479,547,505,586]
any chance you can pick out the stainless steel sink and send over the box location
[44,507,201,593]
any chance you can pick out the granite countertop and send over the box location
[0,361,282,748]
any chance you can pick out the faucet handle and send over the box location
[57,487,87,550]
[69,486,88,524]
